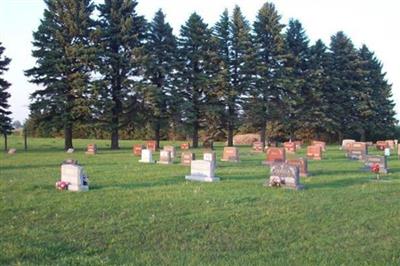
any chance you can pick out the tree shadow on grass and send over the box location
[90,176,183,191]
[311,168,364,177]
[306,176,371,189]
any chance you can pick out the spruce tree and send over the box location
[0,42,13,151]
[143,9,177,149]
[177,13,216,148]
[246,3,286,146]
[25,0,95,150]
[96,0,146,149]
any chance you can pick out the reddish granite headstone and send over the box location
[181,151,195,166]
[85,144,97,155]
[346,142,368,160]
[283,142,296,153]
[221,147,239,162]
[307,145,322,160]
[311,140,326,152]
[286,158,308,177]
[133,144,144,156]
[376,141,387,151]
[264,147,286,164]
[180,142,190,150]
[146,140,157,152]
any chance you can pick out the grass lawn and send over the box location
[1,136,400,265]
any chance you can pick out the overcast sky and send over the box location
[1,0,399,122]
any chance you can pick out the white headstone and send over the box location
[139,149,155,163]
[66,148,74,153]
[61,163,89,192]
[384,148,391,157]
[8,148,16,154]
[185,160,219,182]
[158,150,172,164]
[203,152,216,169]
[341,139,355,150]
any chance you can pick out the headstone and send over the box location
[307,145,322,160]
[362,155,388,174]
[221,147,239,162]
[293,141,302,150]
[146,140,157,152]
[263,148,286,165]
[181,151,195,166]
[384,148,390,157]
[8,148,16,154]
[385,140,395,150]
[180,142,190,150]
[185,160,219,182]
[283,142,296,153]
[61,160,89,192]
[341,139,355,150]
[312,140,326,152]
[346,142,368,160]
[133,144,144,156]
[286,158,308,177]
[203,151,216,169]
[139,149,155,163]
[85,144,97,155]
[66,148,74,154]
[158,150,172,165]
[376,141,387,151]
[266,163,303,190]
[252,141,264,153]
[163,145,176,159]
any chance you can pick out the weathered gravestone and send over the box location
[146,140,157,152]
[85,144,97,155]
[61,160,89,192]
[346,142,368,160]
[203,151,216,169]
[185,160,219,182]
[312,140,326,152]
[283,142,296,153]
[341,139,355,150]
[263,147,286,165]
[362,155,388,174]
[163,146,176,159]
[221,147,239,162]
[376,141,387,151]
[133,144,144,156]
[252,141,264,153]
[66,148,74,154]
[286,158,308,177]
[307,145,322,160]
[266,163,303,190]
[180,142,190,150]
[139,149,155,163]
[8,148,16,154]
[158,150,172,165]
[181,151,195,166]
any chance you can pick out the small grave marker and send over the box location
[203,151,216,169]
[181,151,195,166]
[85,144,97,155]
[133,144,144,156]
[180,142,190,150]
[146,140,157,152]
[221,147,239,162]
[139,149,155,163]
[158,150,172,165]
[8,148,16,154]
[283,142,296,153]
[252,141,264,153]
[307,145,322,160]
[163,146,176,159]
[66,148,74,153]
[312,140,326,152]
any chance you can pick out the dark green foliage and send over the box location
[0,42,13,151]
[142,9,177,149]
[25,0,96,150]
[96,0,146,149]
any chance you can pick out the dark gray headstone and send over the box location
[362,155,388,174]
[266,163,303,190]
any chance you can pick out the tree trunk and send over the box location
[192,121,199,148]
[24,127,27,151]
[338,131,343,145]
[360,128,366,142]
[111,108,119,149]
[155,120,161,150]
[4,134,7,152]
[260,121,266,149]
[64,125,73,150]
[227,105,235,147]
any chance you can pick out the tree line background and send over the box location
[1,0,397,150]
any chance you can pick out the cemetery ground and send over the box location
[1,137,400,265]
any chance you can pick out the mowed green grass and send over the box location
[1,136,400,265]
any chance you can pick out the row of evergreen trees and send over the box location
[22,0,396,150]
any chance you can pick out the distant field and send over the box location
[1,136,400,265]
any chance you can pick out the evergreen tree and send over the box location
[96,0,146,149]
[143,9,177,149]
[177,13,217,148]
[0,42,13,151]
[25,0,95,150]
[327,31,364,141]
[246,3,286,146]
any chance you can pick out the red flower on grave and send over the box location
[56,180,69,190]
[371,163,380,174]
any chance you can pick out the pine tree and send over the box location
[25,0,95,150]
[327,31,364,141]
[246,3,286,146]
[96,0,146,149]
[143,9,177,149]
[177,13,216,148]
[0,42,13,151]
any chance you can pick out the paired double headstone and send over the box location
[263,147,286,165]
[185,160,219,182]
[362,155,388,174]
[346,142,368,160]
[221,147,239,162]
[266,163,303,190]
[61,160,89,192]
